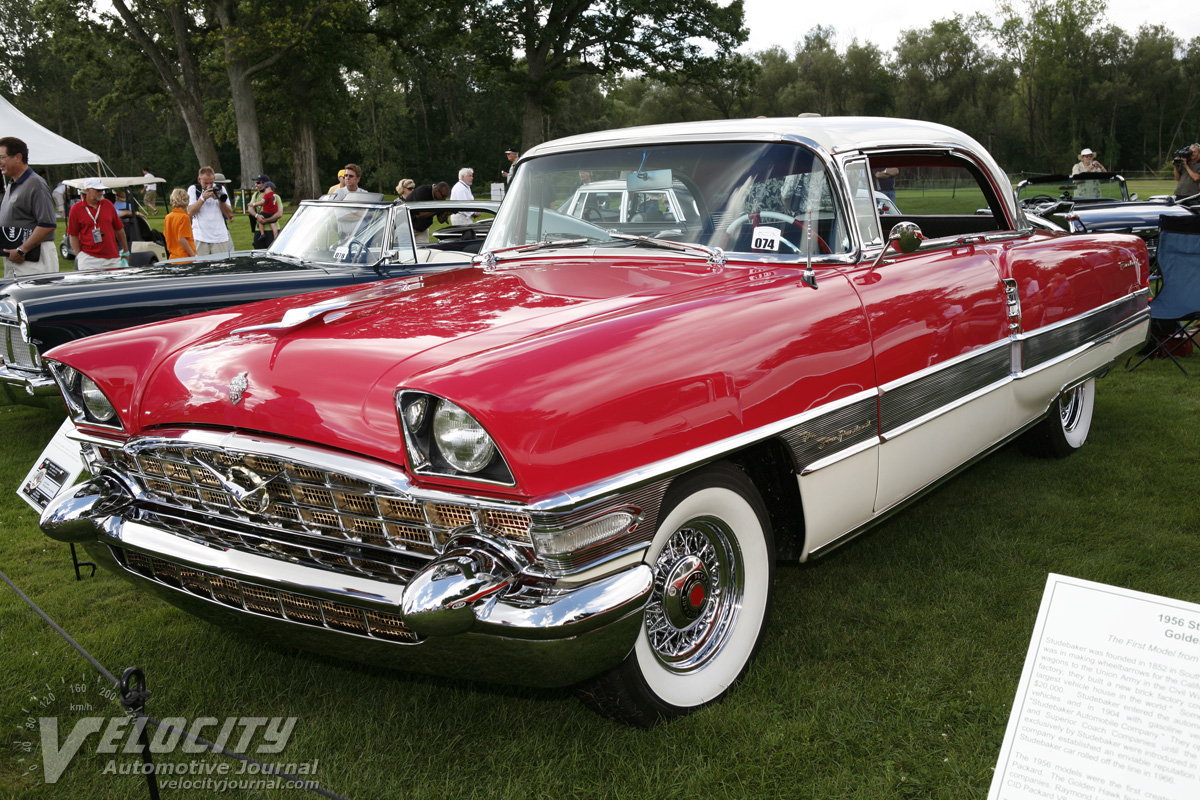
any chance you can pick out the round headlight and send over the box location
[432,400,495,473]
[80,376,116,423]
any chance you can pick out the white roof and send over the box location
[525,116,987,160]
[63,176,162,190]
[1,94,101,165]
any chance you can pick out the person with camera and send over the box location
[1173,144,1200,204]
[186,166,234,255]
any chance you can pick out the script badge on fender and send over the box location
[229,371,249,404]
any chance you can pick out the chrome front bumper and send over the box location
[41,478,653,687]
[0,361,61,409]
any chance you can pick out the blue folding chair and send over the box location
[1128,214,1200,374]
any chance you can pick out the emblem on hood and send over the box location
[192,458,283,514]
[229,372,249,404]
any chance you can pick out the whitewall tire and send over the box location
[578,461,775,726]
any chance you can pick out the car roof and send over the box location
[522,116,986,160]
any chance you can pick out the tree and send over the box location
[108,0,224,170]
[467,0,748,149]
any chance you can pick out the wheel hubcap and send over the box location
[1059,385,1084,432]
[644,517,742,673]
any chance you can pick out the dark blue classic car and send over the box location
[0,198,493,409]
[1016,172,1198,259]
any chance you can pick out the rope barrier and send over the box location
[1,567,352,800]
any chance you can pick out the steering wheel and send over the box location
[724,210,831,254]
[342,241,366,263]
[1022,194,1056,206]
[583,207,602,222]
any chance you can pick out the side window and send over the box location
[392,207,417,263]
[845,160,883,248]
[864,153,1007,240]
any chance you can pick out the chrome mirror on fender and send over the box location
[869,221,925,270]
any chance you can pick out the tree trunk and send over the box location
[521,92,545,151]
[226,63,265,189]
[287,71,319,200]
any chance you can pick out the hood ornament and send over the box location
[229,372,249,405]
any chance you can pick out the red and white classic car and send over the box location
[34,118,1149,726]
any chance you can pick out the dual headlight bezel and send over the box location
[46,361,123,429]
[395,390,514,486]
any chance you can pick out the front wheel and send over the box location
[59,238,74,260]
[1019,378,1095,458]
[577,462,775,726]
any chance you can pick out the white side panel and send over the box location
[875,385,1014,512]
[797,445,880,556]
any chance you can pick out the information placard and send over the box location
[990,574,1200,800]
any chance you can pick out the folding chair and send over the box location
[1127,214,1200,375]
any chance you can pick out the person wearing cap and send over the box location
[248,174,283,247]
[66,177,129,271]
[186,166,234,256]
[327,169,346,196]
[142,168,159,215]
[1071,148,1106,175]
[0,136,59,278]
[502,148,519,187]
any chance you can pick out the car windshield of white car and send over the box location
[268,203,403,265]
[487,142,852,258]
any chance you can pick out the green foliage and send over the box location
[5,0,1200,202]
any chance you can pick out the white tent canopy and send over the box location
[1,94,101,166]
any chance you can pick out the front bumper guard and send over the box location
[40,478,653,686]
[0,361,61,409]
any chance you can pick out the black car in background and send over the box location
[1015,172,1198,260]
[0,197,490,410]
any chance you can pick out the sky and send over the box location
[740,0,1200,55]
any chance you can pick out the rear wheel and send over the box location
[59,238,74,260]
[1019,378,1095,458]
[578,462,775,726]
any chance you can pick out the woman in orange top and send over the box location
[163,188,196,259]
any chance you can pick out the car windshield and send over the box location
[268,201,407,265]
[1018,174,1127,205]
[487,141,852,258]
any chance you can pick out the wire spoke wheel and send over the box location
[644,518,741,674]
[577,462,774,726]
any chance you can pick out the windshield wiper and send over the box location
[476,238,595,271]
[609,233,726,269]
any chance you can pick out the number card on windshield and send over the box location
[751,226,781,252]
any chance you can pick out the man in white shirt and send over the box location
[186,167,233,255]
[331,164,367,200]
[449,167,476,227]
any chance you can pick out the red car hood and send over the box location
[55,257,774,495]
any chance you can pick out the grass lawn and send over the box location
[2,350,1198,798]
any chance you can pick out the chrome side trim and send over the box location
[1017,290,1149,371]
[882,377,1011,442]
[879,339,1011,434]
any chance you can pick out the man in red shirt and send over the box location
[67,178,129,271]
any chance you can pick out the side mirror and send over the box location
[891,221,924,254]
[1130,192,1139,201]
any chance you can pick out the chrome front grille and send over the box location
[94,441,533,585]
[116,547,418,642]
[1,321,39,369]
